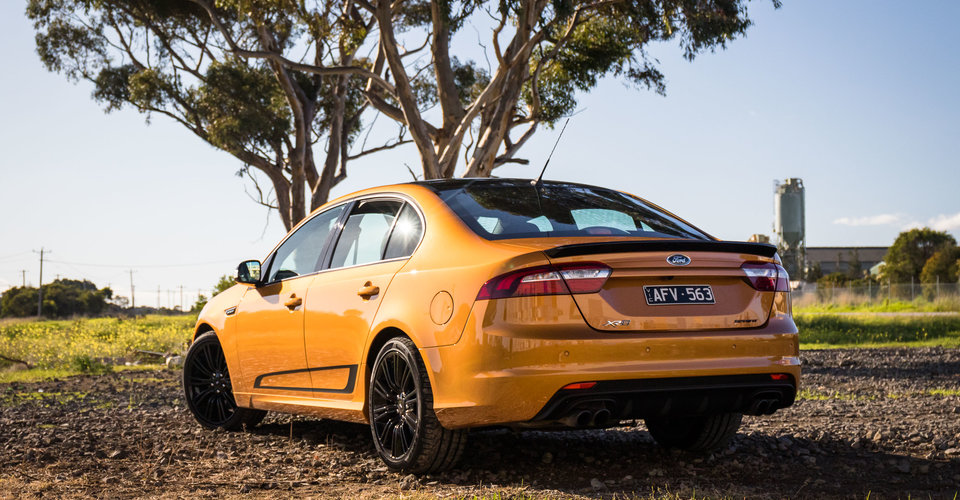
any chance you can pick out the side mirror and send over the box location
[236,260,262,285]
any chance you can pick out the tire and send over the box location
[183,332,266,431]
[368,336,466,473]
[645,412,742,452]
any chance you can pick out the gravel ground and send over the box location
[1,347,959,499]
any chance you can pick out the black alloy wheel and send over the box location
[183,332,265,430]
[371,340,421,461]
[368,337,465,473]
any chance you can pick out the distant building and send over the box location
[805,246,887,276]
[748,234,771,244]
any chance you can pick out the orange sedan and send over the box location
[184,178,799,473]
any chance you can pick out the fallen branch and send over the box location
[0,354,31,369]
[134,349,167,359]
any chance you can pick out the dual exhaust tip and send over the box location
[557,393,782,427]
[560,408,612,428]
[748,397,780,415]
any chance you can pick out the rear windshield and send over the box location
[430,180,710,240]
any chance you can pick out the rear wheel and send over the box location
[645,412,742,452]
[183,332,266,431]
[368,337,465,473]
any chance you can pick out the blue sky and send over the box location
[1,0,958,304]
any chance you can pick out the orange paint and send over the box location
[193,181,800,429]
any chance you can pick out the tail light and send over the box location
[741,262,790,292]
[562,382,597,390]
[477,262,611,300]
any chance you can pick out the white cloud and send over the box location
[833,214,902,226]
[832,212,960,233]
[927,212,960,232]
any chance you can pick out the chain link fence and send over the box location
[792,281,960,308]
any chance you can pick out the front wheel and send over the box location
[645,412,742,452]
[183,332,266,431]
[368,337,465,473]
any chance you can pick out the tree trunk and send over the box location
[374,0,441,179]
[313,74,350,211]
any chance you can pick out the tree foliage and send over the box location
[817,272,849,289]
[29,0,776,229]
[881,228,957,283]
[920,246,960,284]
[29,0,381,230]
[1,279,113,318]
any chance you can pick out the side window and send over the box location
[330,200,402,269]
[267,205,345,282]
[384,203,424,260]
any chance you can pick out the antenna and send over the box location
[532,118,570,187]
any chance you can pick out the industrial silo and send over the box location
[774,178,805,281]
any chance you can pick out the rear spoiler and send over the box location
[545,240,778,259]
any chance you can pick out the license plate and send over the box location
[643,285,715,305]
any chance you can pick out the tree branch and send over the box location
[186,0,397,96]
[373,0,441,178]
[495,122,537,166]
[0,354,31,369]
[348,139,412,160]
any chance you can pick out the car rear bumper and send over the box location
[528,373,796,429]
[420,296,800,429]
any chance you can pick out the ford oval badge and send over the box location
[666,254,691,266]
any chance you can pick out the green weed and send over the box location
[927,388,960,397]
[795,313,960,346]
[0,315,192,372]
[794,296,960,314]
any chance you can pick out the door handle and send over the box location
[358,282,380,299]
[284,294,302,309]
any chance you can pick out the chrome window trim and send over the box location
[261,201,350,284]
[260,192,426,285]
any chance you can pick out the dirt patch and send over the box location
[2,348,959,498]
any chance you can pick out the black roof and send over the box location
[412,177,600,193]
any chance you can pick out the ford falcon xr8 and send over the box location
[184,178,799,473]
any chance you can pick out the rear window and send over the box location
[430,180,709,240]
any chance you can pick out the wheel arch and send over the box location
[364,326,412,382]
[194,322,215,342]
[362,326,442,414]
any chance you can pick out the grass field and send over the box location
[0,315,193,382]
[793,296,960,314]
[796,313,960,348]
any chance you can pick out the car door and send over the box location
[233,204,346,399]
[303,199,424,399]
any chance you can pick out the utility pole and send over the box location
[179,285,184,312]
[157,285,161,309]
[33,247,49,317]
[19,270,27,288]
[129,269,136,310]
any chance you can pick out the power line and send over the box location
[0,252,32,263]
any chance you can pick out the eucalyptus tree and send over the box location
[29,0,396,230]
[30,0,775,228]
